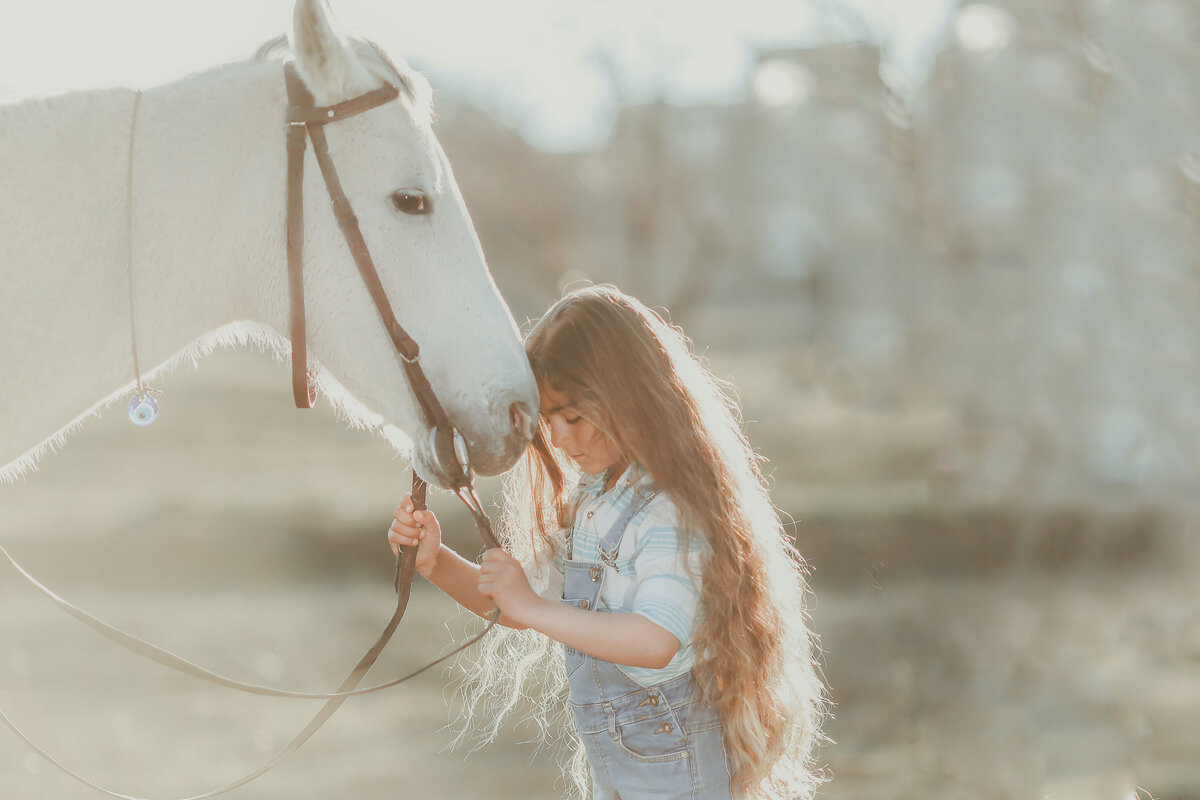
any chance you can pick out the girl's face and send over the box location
[539,383,625,477]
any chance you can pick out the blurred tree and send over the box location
[916,0,1200,500]
[430,0,1200,502]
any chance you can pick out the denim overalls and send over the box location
[562,485,734,800]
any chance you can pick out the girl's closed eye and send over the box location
[537,411,582,425]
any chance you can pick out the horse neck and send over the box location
[0,61,287,477]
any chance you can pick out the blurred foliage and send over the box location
[438,0,1200,506]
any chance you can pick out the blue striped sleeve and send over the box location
[629,503,706,646]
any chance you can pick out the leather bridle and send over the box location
[284,64,476,484]
[0,62,509,800]
[281,60,499,549]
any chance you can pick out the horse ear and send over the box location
[290,0,375,104]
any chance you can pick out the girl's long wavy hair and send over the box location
[451,285,827,798]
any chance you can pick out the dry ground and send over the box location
[1,349,1196,799]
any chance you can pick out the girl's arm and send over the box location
[388,496,522,627]
[478,549,681,669]
[389,498,681,667]
[420,544,505,620]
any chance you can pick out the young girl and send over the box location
[388,285,826,799]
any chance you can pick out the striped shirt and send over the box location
[548,462,708,686]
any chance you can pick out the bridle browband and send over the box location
[0,62,507,800]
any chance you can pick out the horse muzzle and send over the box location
[417,396,536,487]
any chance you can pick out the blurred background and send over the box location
[2,1,1199,798]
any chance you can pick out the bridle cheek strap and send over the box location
[284,63,453,435]
[283,64,479,502]
[285,89,315,408]
[284,66,404,408]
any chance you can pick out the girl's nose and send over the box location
[548,417,567,449]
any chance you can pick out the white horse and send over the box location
[0,0,538,487]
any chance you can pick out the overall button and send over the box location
[586,510,595,519]
[580,600,589,610]
[589,566,602,582]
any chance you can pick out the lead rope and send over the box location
[0,475,497,702]
[0,66,505,798]
[0,473,501,799]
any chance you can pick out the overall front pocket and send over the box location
[610,712,691,763]
[564,644,584,678]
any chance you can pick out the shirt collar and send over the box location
[577,461,651,499]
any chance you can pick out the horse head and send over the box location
[268,0,538,485]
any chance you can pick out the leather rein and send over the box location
[0,62,504,799]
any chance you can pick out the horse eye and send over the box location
[391,190,431,215]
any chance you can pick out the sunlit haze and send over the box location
[1,0,955,150]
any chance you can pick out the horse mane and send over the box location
[0,317,414,486]
[2,35,432,128]
[0,87,130,132]
[253,34,432,123]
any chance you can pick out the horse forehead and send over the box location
[384,113,449,190]
[331,106,444,185]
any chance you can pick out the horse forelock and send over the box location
[253,34,432,124]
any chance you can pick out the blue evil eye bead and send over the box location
[128,394,159,426]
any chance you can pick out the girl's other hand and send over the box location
[478,548,541,627]
[388,493,442,577]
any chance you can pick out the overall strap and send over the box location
[596,483,658,568]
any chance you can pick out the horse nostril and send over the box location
[509,401,535,442]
